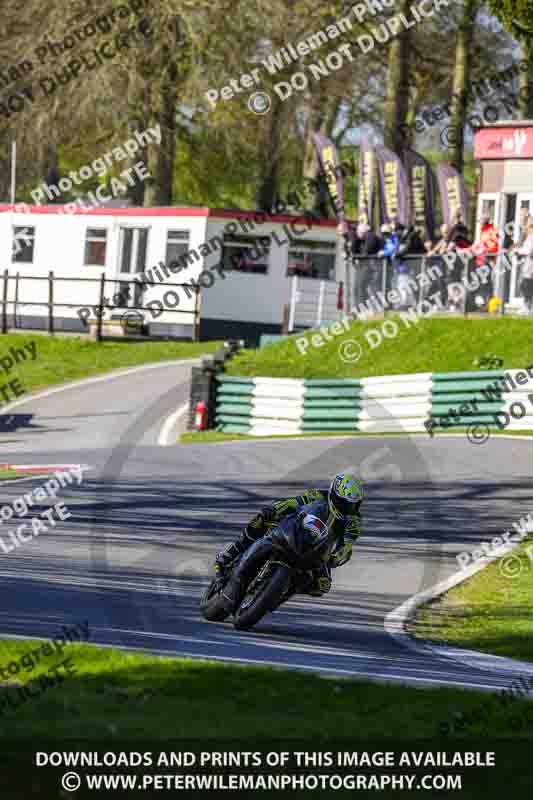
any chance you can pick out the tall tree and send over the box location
[383,0,412,154]
[447,0,482,173]
[487,0,533,117]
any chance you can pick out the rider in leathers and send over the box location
[214,473,364,595]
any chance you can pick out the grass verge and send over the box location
[0,470,38,481]
[0,335,221,395]
[1,639,533,739]
[409,537,533,663]
[180,429,533,445]
[225,318,533,378]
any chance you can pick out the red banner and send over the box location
[474,127,533,159]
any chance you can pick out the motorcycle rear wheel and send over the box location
[233,564,290,631]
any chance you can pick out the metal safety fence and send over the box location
[288,251,531,330]
[0,270,200,341]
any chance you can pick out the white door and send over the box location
[510,195,533,304]
[475,193,500,241]
[115,226,150,315]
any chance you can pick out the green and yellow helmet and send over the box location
[328,473,364,520]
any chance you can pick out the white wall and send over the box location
[199,214,337,326]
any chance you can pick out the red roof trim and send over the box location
[0,205,210,217]
[0,204,336,226]
[208,208,336,227]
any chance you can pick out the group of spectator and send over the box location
[346,208,533,314]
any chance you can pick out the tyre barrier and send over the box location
[215,367,533,436]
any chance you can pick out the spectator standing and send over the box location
[428,224,450,255]
[356,221,382,302]
[446,210,471,250]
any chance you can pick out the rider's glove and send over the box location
[330,540,353,568]
[259,505,278,524]
[246,506,277,535]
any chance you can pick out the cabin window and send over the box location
[287,239,335,280]
[118,227,149,273]
[84,228,108,266]
[222,234,270,274]
[165,230,191,269]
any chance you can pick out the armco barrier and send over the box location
[215,366,533,436]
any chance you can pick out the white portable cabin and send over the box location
[0,204,338,342]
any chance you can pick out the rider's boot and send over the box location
[213,528,257,579]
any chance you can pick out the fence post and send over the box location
[14,272,19,328]
[317,280,325,326]
[495,252,506,316]
[281,303,290,334]
[96,272,105,342]
[48,270,54,335]
[1,269,8,334]
[288,275,297,332]
[192,286,200,342]
[381,258,388,317]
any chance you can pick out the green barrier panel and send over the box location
[429,392,505,404]
[303,409,358,421]
[433,370,506,381]
[216,385,255,397]
[431,381,506,394]
[429,415,502,425]
[216,376,256,385]
[217,390,253,399]
[216,413,254,425]
[217,424,251,434]
[304,387,362,399]
[304,399,362,410]
[305,379,362,387]
[301,421,359,431]
[216,397,253,413]
[217,403,253,415]
[432,401,503,413]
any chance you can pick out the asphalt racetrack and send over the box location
[0,360,532,694]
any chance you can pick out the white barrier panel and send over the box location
[252,381,305,401]
[360,373,432,386]
[357,419,428,433]
[360,382,433,400]
[359,402,430,421]
[252,399,304,421]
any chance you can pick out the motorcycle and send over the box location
[200,512,335,631]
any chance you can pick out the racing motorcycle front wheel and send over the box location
[233,563,291,631]
[200,578,232,622]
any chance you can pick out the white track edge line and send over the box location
[384,537,533,678]
[158,403,189,446]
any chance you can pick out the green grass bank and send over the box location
[225,318,533,379]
